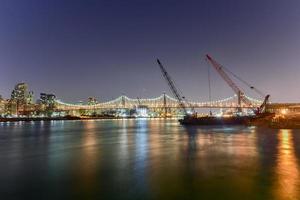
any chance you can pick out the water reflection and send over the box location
[117,120,129,167]
[1,120,300,199]
[148,125,262,199]
[80,120,98,178]
[70,120,100,198]
[274,129,300,200]
[135,120,148,167]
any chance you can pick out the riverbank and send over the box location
[0,116,176,122]
[3,115,300,130]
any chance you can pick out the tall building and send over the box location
[39,93,56,117]
[10,83,34,105]
[0,96,7,116]
[27,91,34,104]
[40,93,56,106]
[8,83,35,116]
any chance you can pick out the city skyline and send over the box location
[1,0,300,102]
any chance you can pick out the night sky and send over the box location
[0,0,300,103]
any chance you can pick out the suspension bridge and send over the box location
[54,93,263,111]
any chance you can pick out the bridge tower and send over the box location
[238,91,242,112]
[163,93,167,118]
[121,95,126,108]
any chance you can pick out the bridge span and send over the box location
[15,93,300,116]
[54,93,263,111]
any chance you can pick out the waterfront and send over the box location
[1,119,300,200]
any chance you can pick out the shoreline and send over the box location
[0,116,177,122]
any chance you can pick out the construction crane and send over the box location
[137,97,141,106]
[206,54,253,107]
[205,54,270,113]
[257,94,270,113]
[157,59,194,115]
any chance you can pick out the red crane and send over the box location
[206,54,252,108]
[206,54,270,113]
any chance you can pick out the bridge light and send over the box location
[280,109,288,115]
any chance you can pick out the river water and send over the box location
[0,119,300,200]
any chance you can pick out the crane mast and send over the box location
[205,54,252,107]
[157,59,189,115]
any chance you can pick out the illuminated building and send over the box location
[40,93,56,105]
[11,83,34,105]
[27,91,34,104]
[39,93,56,117]
[8,83,34,115]
[0,96,8,116]
[136,105,149,117]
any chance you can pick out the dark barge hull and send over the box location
[179,116,251,126]
[179,113,275,126]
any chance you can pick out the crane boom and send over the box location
[137,97,141,105]
[157,59,188,115]
[205,54,251,106]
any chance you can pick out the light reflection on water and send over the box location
[273,129,300,200]
[0,119,300,199]
[76,120,98,195]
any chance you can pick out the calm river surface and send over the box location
[0,119,300,200]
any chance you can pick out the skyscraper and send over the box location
[10,83,34,105]
[0,95,7,116]
[39,93,56,117]
[39,93,56,106]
